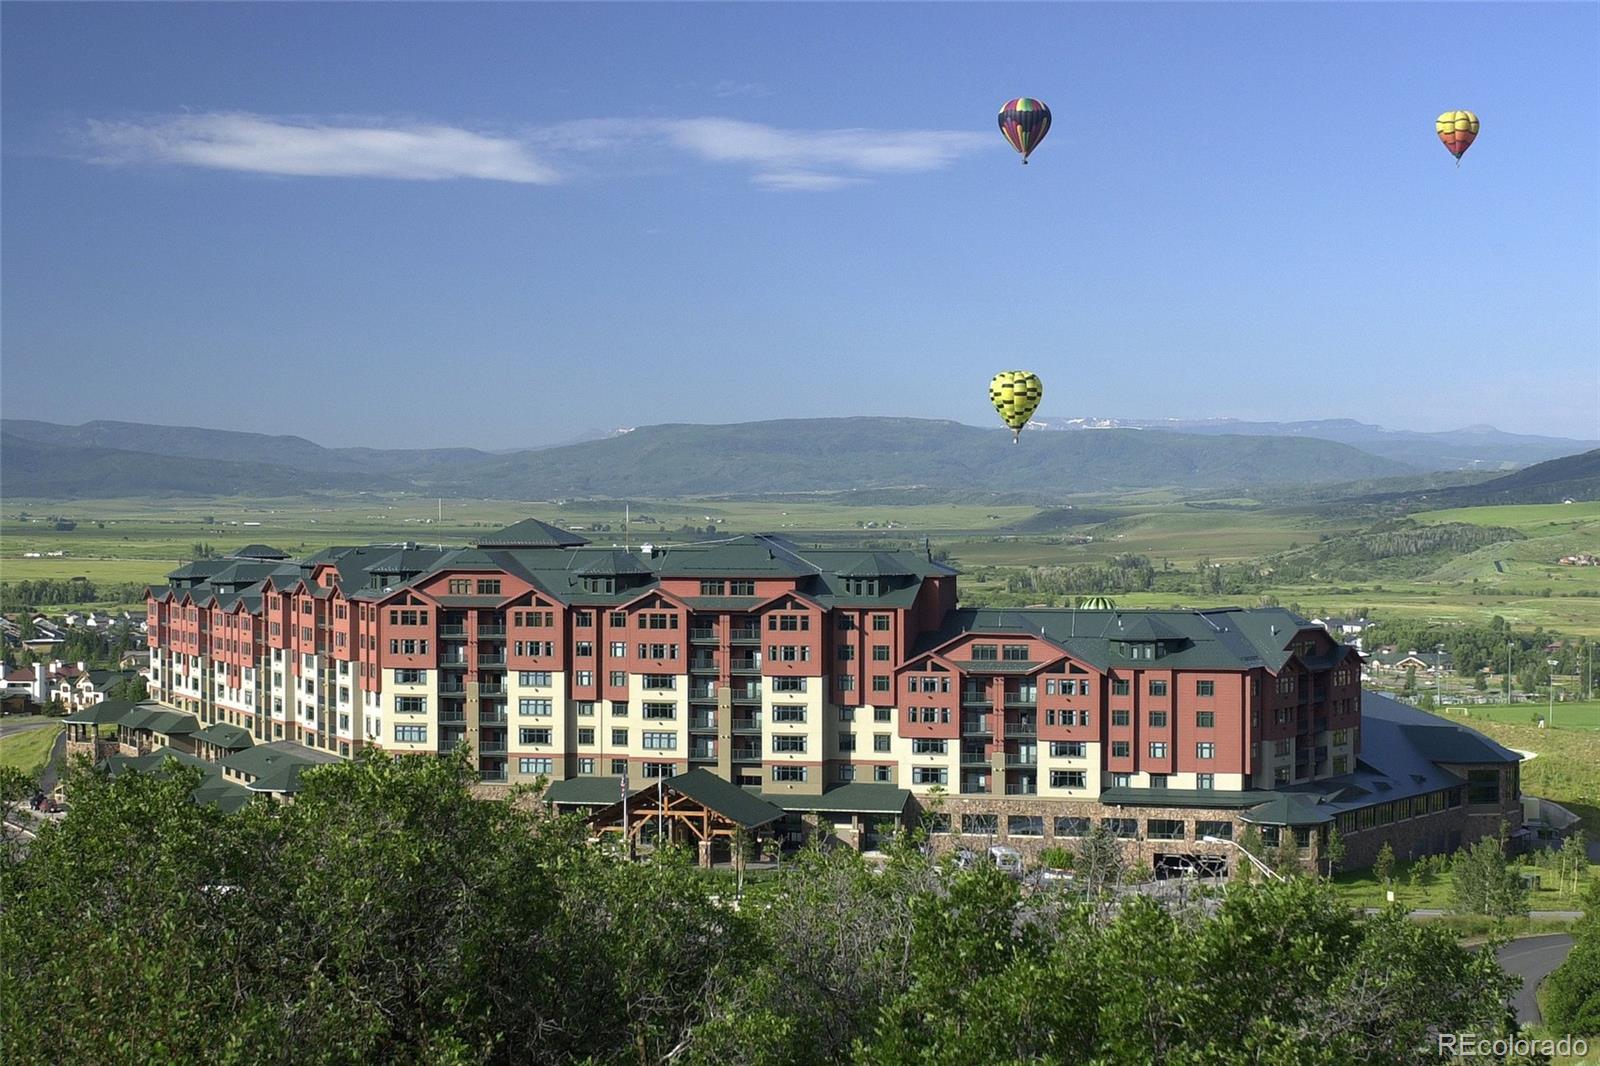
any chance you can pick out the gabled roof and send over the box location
[545,775,628,806]
[192,723,254,751]
[474,518,588,549]
[63,698,138,726]
[221,741,339,793]
[836,553,915,579]
[574,550,652,577]
[229,544,290,560]
[665,769,785,827]
[762,783,912,815]
[1107,614,1183,643]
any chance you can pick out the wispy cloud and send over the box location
[659,118,988,187]
[78,111,987,191]
[83,113,559,183]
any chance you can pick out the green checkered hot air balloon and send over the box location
[989,370,1044,443]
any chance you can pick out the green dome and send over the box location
[1077,595,1116,611]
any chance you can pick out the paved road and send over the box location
[37,727,68,794]
[1497,934,1576,1026]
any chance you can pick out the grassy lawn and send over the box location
[1331,856,1598,913]
[1435,701,1600,733]
[0,723,63,777]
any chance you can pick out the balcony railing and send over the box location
[689,687,717,701]
[1005,752,1038,767]
[478,767,507,783]
[689,714,717,730]
[1005,721,1037,739]
[690,744,717,760]
[960,694,992,708]
[479,742,507,755]
[438,711,466,724]
[1003,696,1038,708]
[479,710,507,725]
[960,751,991,766]
[477,653,507,667]
[961,717,993,736]
[689,658,718,672]
[1005,782,1038,796]
[731,745,762,762]
[439,625,467,637]
[439,683,467,695]
[689,628,718,643]
[477,625,507,638]
[730,658,761,674]
[732,716,762,733]
[729,628,761,644]
[479,683,506,696]
[731,687,762,704]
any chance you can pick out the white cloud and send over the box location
[78,111,988,191]
[83,113,559,183]
[660,118,988,187]
[712,80,770,99]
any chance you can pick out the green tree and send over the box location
[1373,841,1396,887]
[1542,880,1600,1035]
[106,675,149,703]
[1402,666,1417,696]
[1449,836,1529,919]
[1322,825,1346,878]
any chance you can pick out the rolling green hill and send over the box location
[1373,449,1599,509]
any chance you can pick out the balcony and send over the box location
[439,625,467,637]
[729,627,761,644]
[479,709,507,725]
[477,625,507,638]
[477,653,507,667]
[960,693,992,708]
[440,654,469,667]
[731,744,762,762]
[479,741,507,756]
[439,682,467,695]
[1005,781,1038,796]
[1003,695,1038,709]
[689,628,718,644]
[960,750,991,766]
[1005,720,1037,739]
[732,716,762,733]
[1005,751,1037,767]
[960,776,992,796]
[438,710,466,725]
[479,682,506,696]
[730,657,761,674]
[961,716,993,736]
[731,686,762,704]
[689,685,718,701]
[689,713,717,731]
[689,658,719,673]
[690,742,717,760]
[478,766,507,783]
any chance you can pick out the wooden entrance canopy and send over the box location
[587,769,784,862]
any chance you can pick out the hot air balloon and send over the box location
[998,98,1051,164]
[1436,110,1479,165]
[989,370,1044,443]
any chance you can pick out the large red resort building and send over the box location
[141,519,1522,872]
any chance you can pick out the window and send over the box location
[1149,742,1167,759]
[394,724,427,743]
[574,611,593,628]
[575,701,595,717]
[871,676,890,694]
[476,579,501,596]
[838,733,857,752]
[1148,680,1168,697]
[1054,816,1090,837]
[700,580,725,596]
[1112,709,1130,727]
[519,757,553,774]
[1111,773,1131,788]
[872,615,890,631]
[1050,769,1087,789]
[1112,679,1130,696]
[771,766,807,782]
[1196,679,1215,697]
[577,757,595,774]
[1466,769,1501,805]
[871,645,890,661]
[608,671,627,688]
[1148,819,1185,841]
[1148,774,1169,789]
[1274,739,1291,756]
[912,767,948,785]
[873,765,891,782]
[1332,755,1349,774]
[643,702,675,720]
[771,735,807,753]
[609,612,627,627]
[911,738,947,755]
[575,641,594,657]
[1149,711,1168,728]
[1197,819,1230,840]
[643,762,675,779]
[1332,729,1350,745]
[729,580,754,596]
[970,644,998,661]
[396,668,426,684]
[1196,711,1215,728]
[518,671,551,687]
[577,728,595,745]
[611,758,628,775]
[642,674,675,690]
[1050,741,1086,758]
[448,579,471,595]
[771,677,807,693]
[518,727,552,745]
[643,731,676,750]
[519,698,552,717]
[962,813,998,834]
[609,641,626,658]
[873,734,891,753]
[1008,814,1043,836]
[1102,818,1138,838]
[575,671,594,686]
[772,706,807,723]
[1111,741,1130,758]
[1196,742,1214,760]
[837,645,855,661]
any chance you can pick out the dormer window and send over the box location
[1119,641,1158,660]
[584,577,616,594]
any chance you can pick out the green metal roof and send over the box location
[669,769,785,828]
[1240,794,1337,827]
[1098,787,1274,811]
[192,723,254,750]
[762,783,912,815]
[474,518,589,548]
[221,741,339,793]
[64,698,137,726]
[545,775,629,806]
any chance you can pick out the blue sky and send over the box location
[3,2,1596,449]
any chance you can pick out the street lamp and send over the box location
[1202,834,1285,882]
[1547,659,1560,728]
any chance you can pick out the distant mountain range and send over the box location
[2,416,1594,503]
[1029,416,1596,470]
[4,416,1406,499]
[1357,448,1600,509]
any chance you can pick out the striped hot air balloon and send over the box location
[1436,110,1479,166]
[989,370,1044,443]
[998,98,1052,164]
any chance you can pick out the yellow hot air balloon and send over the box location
[1436,110,1479,165]
[989,370,1044,443]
